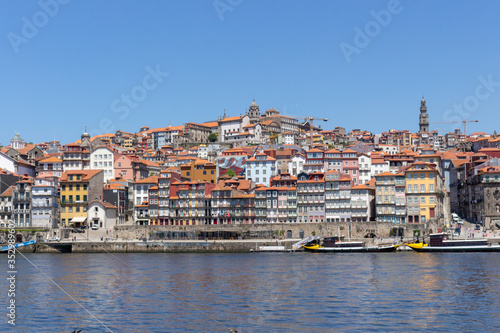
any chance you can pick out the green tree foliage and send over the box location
[208,133,218,142]
[225,169,236,177]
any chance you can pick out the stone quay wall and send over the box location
[114,221,436,241]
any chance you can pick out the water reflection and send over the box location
[4,252,500,332]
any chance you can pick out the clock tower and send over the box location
[419,97,429,133]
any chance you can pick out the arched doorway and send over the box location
[16,234,23,243]
[287,230,293,239]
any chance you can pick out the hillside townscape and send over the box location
[1,97,498,241]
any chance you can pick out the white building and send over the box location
[358,153,372,185]
[218,115,250,142]
[245,152,277,186]
[88,200,117,229]
[0,186,13,228]
[31,176,59,228]
[370,156,390,178]
[281,132,295,145]
[132,175,157,224]
[350,183,375,222]
[0,151,16,174]
[378,144,399,155]
[90,146,115,183]
[288,152,305,177]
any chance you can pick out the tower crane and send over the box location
[430,119,478,136]
[294,116,329,149]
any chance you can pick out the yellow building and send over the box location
[60,170,104,227]
[181,159,217,184]
[404,161,444,223]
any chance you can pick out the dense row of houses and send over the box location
[1,98,500,230]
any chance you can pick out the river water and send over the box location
[2,252,500,332]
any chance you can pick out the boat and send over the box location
[1,239,36,252]
[405,233,500,252]
[302,236,398,253]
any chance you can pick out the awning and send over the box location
[71,217,87,223]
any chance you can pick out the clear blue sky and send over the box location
[2,0,500,146]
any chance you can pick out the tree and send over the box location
[224,169,236,177]
[208,133,218,142]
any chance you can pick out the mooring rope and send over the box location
[15,248,114,332]
[73,234,236,332]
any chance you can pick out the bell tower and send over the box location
[248,99,260,124]
[419,97,429,133]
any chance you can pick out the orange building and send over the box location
[181,159,217,184]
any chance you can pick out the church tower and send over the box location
[248,99,260,124]
[80,127,92,151]
[419,97,429,133]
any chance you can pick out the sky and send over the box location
[1,0,500,146]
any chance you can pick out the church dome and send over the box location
[11,132,24,142]
[250,99,258,107]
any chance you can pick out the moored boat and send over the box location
[405,233,500,252]
[302,236,398,253]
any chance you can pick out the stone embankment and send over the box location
[14,239,300,253]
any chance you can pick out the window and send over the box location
[420,184,425,193]
[413,184,418,193]
[203,171,206,175]
[429,184,434,192]
[420,196,426,203]
[420,173,425,179]
[429,173,434,179]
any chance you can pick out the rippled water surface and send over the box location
[2,252,500,332]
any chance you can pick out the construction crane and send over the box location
[430,119,478,136]
[294,116,329,149]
